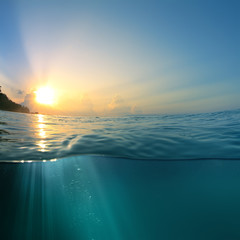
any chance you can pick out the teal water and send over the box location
[0,109,240,161]
[1,156,240,240]
[0,109,240,239]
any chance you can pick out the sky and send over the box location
[0,0,239,115]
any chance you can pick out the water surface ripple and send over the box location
[0,109,240,161]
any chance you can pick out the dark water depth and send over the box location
[1,156,240,240]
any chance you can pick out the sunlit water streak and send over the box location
[0,109,240,161]
[1,156,240,240]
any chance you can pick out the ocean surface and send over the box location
[0,109,240,161]
[0,109,240,240]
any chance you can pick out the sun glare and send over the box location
[35,86,55,105]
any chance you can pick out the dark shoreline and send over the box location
[0,92,30,113]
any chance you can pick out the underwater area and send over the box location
[0,109,240,239]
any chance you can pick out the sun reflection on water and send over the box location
[39,129,46,138]
[38,140,47,152]
[36,114,47,152]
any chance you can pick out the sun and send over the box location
[35,86,55,105]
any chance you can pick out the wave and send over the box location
[0,109,240,162]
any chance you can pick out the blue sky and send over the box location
[0,0,239,115]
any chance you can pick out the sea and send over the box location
[0,109,240,240]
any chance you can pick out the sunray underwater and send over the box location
[0,0,240,240]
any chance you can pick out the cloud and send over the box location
[107,95,143,115]
[17,89,24,95]
[108,95,125,110]
[22,92,35,110]
[107,95,131,115]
